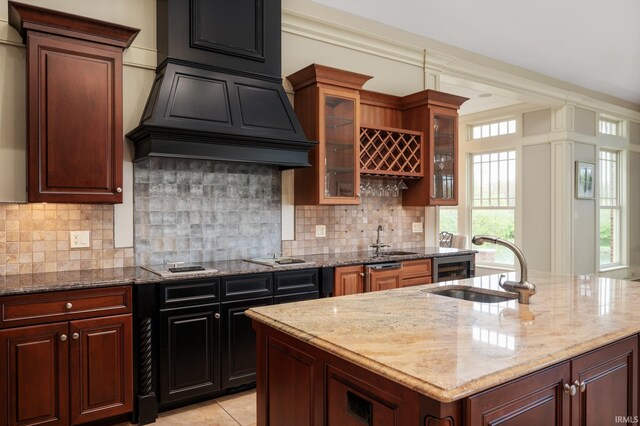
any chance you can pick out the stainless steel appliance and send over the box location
[432,254,475,282]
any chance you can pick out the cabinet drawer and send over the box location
[401,259,431,277]
[274,269,319,295]
[160,279,220,308]
[274,292,319,304]
[0,286,131,328]
[401,276,432,288]
[221,273,272,301]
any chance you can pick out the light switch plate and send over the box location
[70,230,90,248]
[412,222,423,233]
[315,225,326,238]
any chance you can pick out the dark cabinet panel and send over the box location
[0,322,69,426]
[274,292,319,305]
[466,362,570,426]
[159,305,221,404]
[70,314,133,424]
[274,269,319,295]
[160,279,220,308]
[221,297,272,388]
[570,335,637,426]
[221,273,272,301]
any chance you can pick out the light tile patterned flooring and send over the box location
[119,390,257,426]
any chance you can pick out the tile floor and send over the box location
[119,389,256,426]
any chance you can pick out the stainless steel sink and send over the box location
[424,287,517,303]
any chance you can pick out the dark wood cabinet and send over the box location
[466,362,571,426]
[159,304,221,405]
[570,335,637,426]
[70,315,133,424]
[221,297,272,389]
[0,286,133,426]
[0,323,69,426]
[466,335,638,426]
[8,2,138,203]
[334,265,364,296]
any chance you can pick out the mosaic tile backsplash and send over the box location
[282,191,426,256]
[134,158,282,266]
[0,204,134,276]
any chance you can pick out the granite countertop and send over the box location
[246,272,640,403]
[0,247,474,295]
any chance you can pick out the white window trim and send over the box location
[597,148,626,271]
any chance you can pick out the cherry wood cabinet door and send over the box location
[368,269,401,292]
[69,314,132,424]
[570,335,637,426]
[466,362,571,426]
[333,265,364,296]
[0,323,69,426]
[27,33,123,203]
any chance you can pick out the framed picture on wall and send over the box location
[575,161,595,199]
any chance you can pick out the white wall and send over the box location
[572,142,597,274]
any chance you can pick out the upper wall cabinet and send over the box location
[9,2,139,203]
[288,64,372,205]
[400,91,468,206]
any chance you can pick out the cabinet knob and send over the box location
[72,333,80,340]
[563,383,577,396]
[65,302,73,310]
[360,272,365,277]
[215,313,221,319]
[116,187,123,193]
[60,334,68,341]
[575,380,586,393]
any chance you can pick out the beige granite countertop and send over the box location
[246,272,640,402]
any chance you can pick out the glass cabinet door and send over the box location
[319,88,360,204]
[429,107,458,205]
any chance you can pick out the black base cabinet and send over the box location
[148,269,320,418]
[221,296,272,389]
[159,304,221,405]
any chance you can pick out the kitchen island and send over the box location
[247,272,639,425]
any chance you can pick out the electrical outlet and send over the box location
[412,222,423,233]
[315,225,326,238]
[70,231,90,248]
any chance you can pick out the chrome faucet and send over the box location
[370,225,389,255]
[471,235,537,304]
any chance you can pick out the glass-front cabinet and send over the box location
[429,106,458,205]
[288,64,371,205]
[319,88,360,204]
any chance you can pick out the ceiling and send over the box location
[311,0,640,109]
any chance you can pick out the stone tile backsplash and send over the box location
[282,191,425,256]
[0,203,134,276]
[134,158,282,266]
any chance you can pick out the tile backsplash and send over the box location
[282,192,425,256]
[133,158,282,266]
[0,204,134,276]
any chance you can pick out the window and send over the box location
[439,207,458,235]
[599,149,621,267]
[470,151,516,265]
[471,119,516,140]
[599,119,620,136]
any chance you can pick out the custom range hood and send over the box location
[127,0,316,168]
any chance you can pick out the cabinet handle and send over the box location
[215,313,221,319]
[65,302,73,310]
[60,334,68,341]
[116,187,123,193]
[575,380,586,393]
[563,383,576,396]
[72,333,79,340]
[360,273,365,277]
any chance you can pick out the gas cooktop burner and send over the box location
[142,263,217,277]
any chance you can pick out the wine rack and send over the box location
[359,126,423,177]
